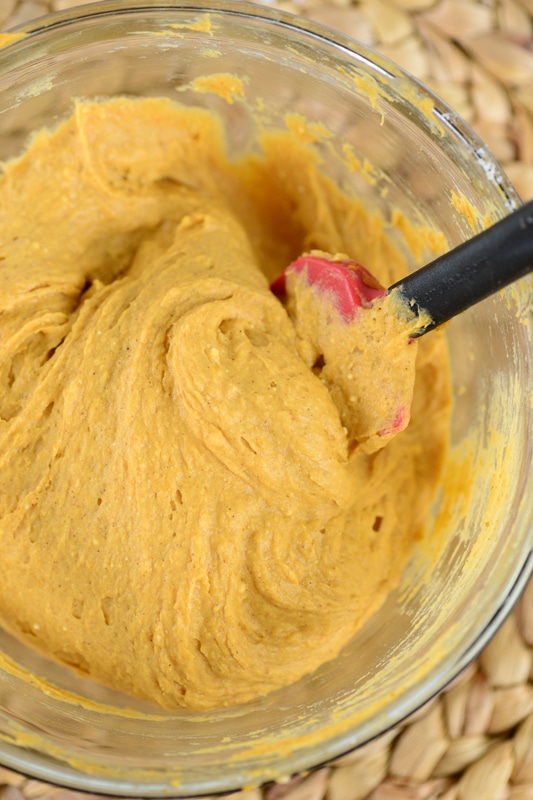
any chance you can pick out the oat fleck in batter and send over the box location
[0,98,450,709]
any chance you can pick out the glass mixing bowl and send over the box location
[0,1,531,795]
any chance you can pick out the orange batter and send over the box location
[0,97,450,709]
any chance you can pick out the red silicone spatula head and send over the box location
[270,255,386,321]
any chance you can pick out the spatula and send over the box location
[271,199,533,337]
[270,199,533,452]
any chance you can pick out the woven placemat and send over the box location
[1,1,532,798]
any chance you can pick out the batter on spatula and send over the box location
[0,96,451,710]
[271,252,430,454]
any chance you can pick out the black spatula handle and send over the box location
[389,199,533,336]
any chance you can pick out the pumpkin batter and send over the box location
[0,97,450,710]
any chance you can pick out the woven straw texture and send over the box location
[1,1,533,798]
